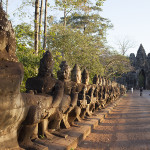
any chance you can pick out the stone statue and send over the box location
[0,6,17,62]
[57,61,81,126]
[25,50,64,137]
[0,5,25,149]
[71,64,88,119]
[0,6,48,150]
[82,69,96,116]
[16,51,65,149]
[93,74,101,110]
[0,5,125,150]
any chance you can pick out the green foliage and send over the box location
[100,50,133,79]
[15,23,34,48]
[15,23,44,92]
[16,47,44,92]
[47,24,105,82]
[14,23,62,91]
[51,50,63,78]
[13,0,132,89]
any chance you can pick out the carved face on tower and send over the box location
[57,61,71,81]
[82,69,89,85]
[71,64,81,83]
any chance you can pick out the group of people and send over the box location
[131,87,143,96]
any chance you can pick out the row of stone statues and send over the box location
[0,6,126,150]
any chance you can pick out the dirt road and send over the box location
[76,90,150,150]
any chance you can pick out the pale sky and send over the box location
[101,0,150,56]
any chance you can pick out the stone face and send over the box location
[38,51,54,77]
[57,61,79,127]
[71,64,81,84]
[93,74,99,85]
[82,69,89,85]
[57,61,71,81]
[129,53,136,66]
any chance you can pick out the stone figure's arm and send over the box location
[70,91,78,107]
[51,80,64,108]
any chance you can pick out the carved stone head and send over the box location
[71,64,81,83]
[93,74,99,85]
[82,68,89,85]
[0,5,17,61]
[38,50,54,77]
[57,61,71,81]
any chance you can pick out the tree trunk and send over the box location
[39,0,43,44]
[43,0,47,51]
[35,0,39,55]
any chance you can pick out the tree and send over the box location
[47,24,105,81]
[100,50,133,79]
[15,23,44,91]
[55,0,89,27]
[116,37,136,55]
[39,0,43,43]
[15,23,34,48]
[43,0,47,51]
[46,0,112,80]
[13,0,129,86]
[35,0,39,55]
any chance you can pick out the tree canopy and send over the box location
[10,0,132,91]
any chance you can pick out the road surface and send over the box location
[76,90,150,150]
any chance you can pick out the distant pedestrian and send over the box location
[140,87,143,96]
[131,87,133,94]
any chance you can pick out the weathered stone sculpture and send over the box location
[93,74,101,110]
[26,51,64,136]
[82,69,96,116]
[0,6,17,62]
[18,93,51,150]
[57,61,81,126]
[97,76,107,108]
[71,65,88,119]
[0,6,26,149]
[0,5,126,150]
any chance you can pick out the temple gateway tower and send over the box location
[118,44,150,89]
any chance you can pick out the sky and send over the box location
[5,0,150,56]
[101,0,150,56]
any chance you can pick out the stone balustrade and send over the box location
[0,6,126,150]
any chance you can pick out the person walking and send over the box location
[131,87,133,94]
[140,87,143,96]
